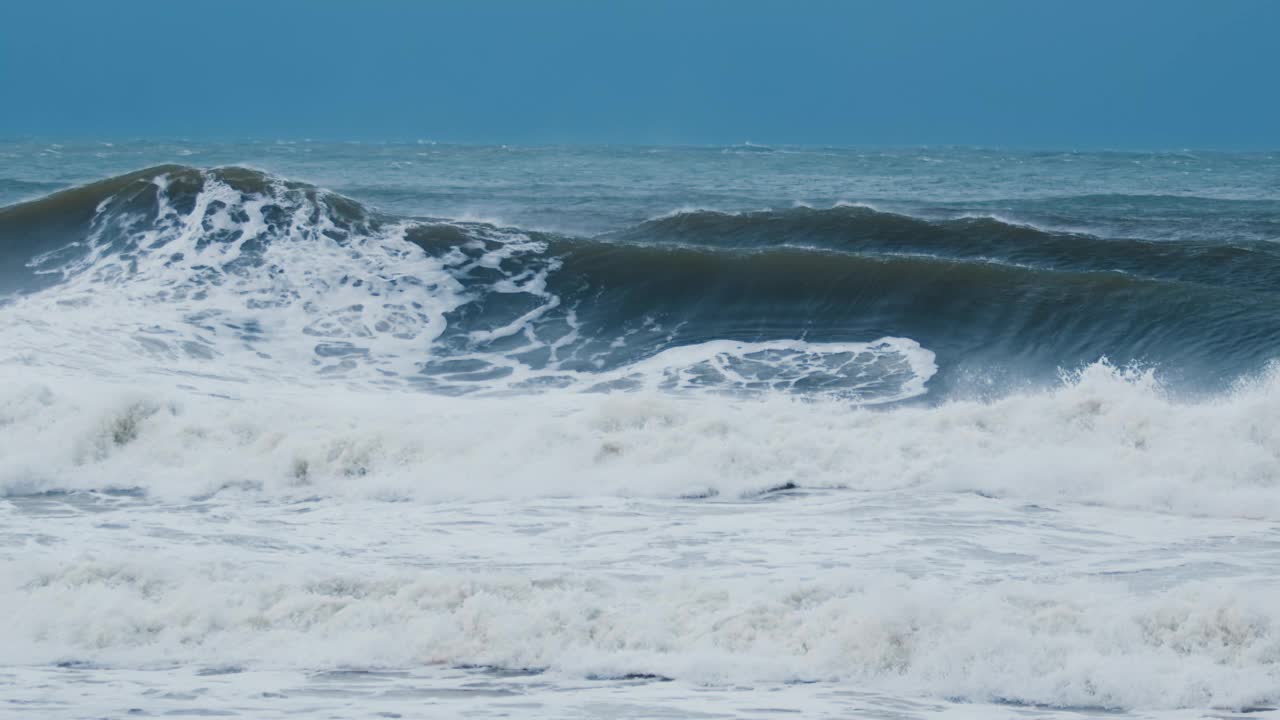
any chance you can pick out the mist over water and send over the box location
[2,142,1279,718]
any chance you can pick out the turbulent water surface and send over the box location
[2,141,1280,719]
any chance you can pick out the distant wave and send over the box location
[608,205,1280,293]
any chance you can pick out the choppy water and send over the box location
[2,141,1279,719]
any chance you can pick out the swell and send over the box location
[606,205,1280,294]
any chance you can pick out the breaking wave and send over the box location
[5,162,1280,714]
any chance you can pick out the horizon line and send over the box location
[1,135,1276,155]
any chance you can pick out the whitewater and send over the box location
[2,142,1279,719]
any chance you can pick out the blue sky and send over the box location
[2,0,1276,148]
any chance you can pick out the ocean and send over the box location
[1,140,1278,719]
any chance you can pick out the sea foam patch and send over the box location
[3,361,1280,519]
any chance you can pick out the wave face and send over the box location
[4,146,1280,716]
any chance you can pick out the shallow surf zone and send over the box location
[4,362,1280,518]
[6,363,1280,714]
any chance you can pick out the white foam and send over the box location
[3,361,1280,518]
[3,171,466,387]
[613,337,936,401]
[2,547,1276,711]
[5,360,1280,712]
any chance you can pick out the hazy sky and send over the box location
[2,0,1276,148]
